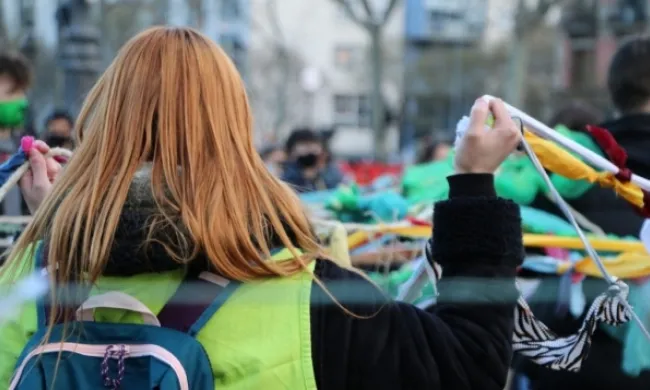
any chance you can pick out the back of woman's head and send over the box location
[5,27,320,289]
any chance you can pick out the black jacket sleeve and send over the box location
[310,174,523,390]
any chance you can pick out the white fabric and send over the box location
[76,291,161,326]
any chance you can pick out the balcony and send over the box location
[406,0,485,44]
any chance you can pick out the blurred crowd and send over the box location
[0,52,75,216]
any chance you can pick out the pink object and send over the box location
[545,247,570,260]
[571,273,585,284]
[20,136,34,154]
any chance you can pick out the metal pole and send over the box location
[57,0,101,117]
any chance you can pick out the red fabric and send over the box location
[406,217,431,227]
[587,125,632,182]
[339,162,403,185]
[571,273,586,284]
[586,125,650,216]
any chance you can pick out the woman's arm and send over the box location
[311,98,522,390]
[310,174,522,390]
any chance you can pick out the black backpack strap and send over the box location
[158,272,240,336]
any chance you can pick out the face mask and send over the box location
[295,153,319,168]
[0,98,28,128]
[45,134,73,148]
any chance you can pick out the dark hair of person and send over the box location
[417,142,441,164]
[548,101,603,132]
[0,51,32,92]
[284,127,321,154]
[607,35,650,114]
[45,109,75,128]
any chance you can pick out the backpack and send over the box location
[9,269,238,390]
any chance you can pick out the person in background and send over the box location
[43,109,75,150]
[260,144,286,176]
[601,35,650,179]
[518,36,650,390]
[0,51,32,216]
[417,140,452,164]
[548,100,603,133]
[281,127,343,192]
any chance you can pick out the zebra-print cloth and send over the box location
[424,239,631,372]
[513,281,630,371]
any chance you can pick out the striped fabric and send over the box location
[423,239,631,371]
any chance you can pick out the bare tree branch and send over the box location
[360,0,376,24]
[515,0,567,34]
[265,0,286,44]
[537,0,566,16]
[381,0,400,24]
[333,0,372,29]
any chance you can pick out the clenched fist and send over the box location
[454,98,522,174]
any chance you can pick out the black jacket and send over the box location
[519,114,650,389]
[602,113,650,178]
[281,161,344,192]
[47,172,523,389]
[311,174,523,389]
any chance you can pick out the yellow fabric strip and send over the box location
[347,225,646,253]
[574,252,650,279]
[522,235,646,252]
[327,223,352,268]
[348,230,371,249]
[524,131,645,208]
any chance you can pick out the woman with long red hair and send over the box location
[0,27,523,390]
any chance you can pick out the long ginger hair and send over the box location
[3,27,323,314]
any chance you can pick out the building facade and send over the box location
[247,0,404,157]
[556,0,648,113]
[171,0,250,73]
[400,0,488,156]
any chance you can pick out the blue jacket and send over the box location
[281,162,344,193]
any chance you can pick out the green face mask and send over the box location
[0,98,28,128]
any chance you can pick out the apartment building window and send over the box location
[333,94,371,127]
[221,0,241,21]
[334,46,363,70]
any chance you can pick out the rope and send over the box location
[543,192,606,236]
[311,218,410,232]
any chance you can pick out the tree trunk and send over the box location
[504,34,530,107]
[369,25,387,160]
[273,45,290,134]
[1,0,21,44]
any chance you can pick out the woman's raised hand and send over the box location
[454,97,522,175]
[19,139,62,214]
